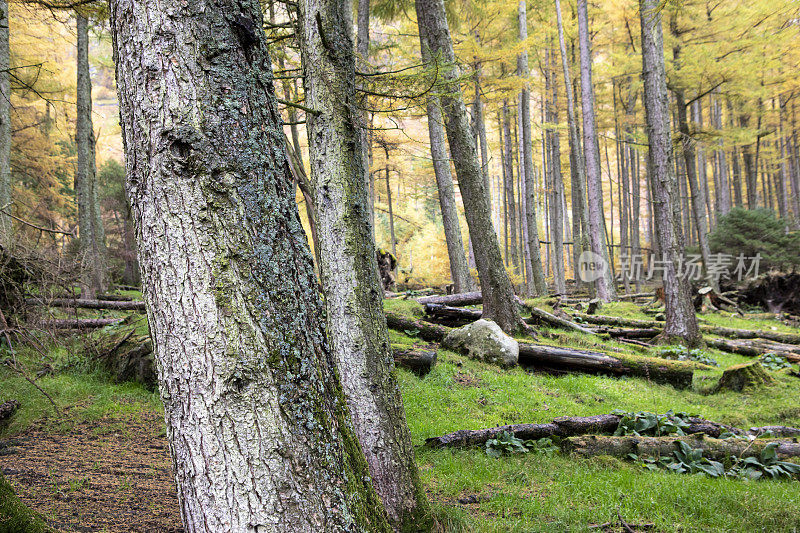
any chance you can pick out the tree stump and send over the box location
[715,362,774,393]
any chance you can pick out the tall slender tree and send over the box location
[0,0,9,246]
[639,0,702,346]
[299,0,430,526]
[415,0,524,333]
[576,0,616,301]
[76,14,106,298]
[518,0,547,295]
[109,0,393,529]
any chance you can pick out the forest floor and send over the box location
[1,295,800,531]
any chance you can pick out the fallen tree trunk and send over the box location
[27,298,146,311]
[385,312,697,387]
[706,338,800,363]
[423,413,791,448]
[424,303,595,335]
[528,307,596,335]
[417,291,483,306]
[563,434,800,460]
[573,313,662,328]
[391,346,437,376]
[39,318,125,330]
[595,328,661,339]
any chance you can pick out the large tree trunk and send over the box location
[299,1,429,527]
[0,0,9,246]
[76,15,106,300]
[416,0,523,333]
[518,1,547,296]
[356,0,375,237]
[109,1,392,530]
[639,0,701,346]
[576,0,616,302]
[422,91,473,293]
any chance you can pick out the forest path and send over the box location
[0,412,181,532]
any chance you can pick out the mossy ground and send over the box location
[0,295,799,531]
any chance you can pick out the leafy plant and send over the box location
[759,353,793,371]
[727,443,800,480]
[656,345,718,367]
[612,409,694,437]
[485,431,558,458]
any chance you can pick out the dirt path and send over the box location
[0,413,182,532]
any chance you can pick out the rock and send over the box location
[443,319,519,368]
[715,361,774,393]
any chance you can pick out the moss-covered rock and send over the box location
[715,362,774,393]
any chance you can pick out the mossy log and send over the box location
[424,413,741,448]
[706,338,800,362]
[573,313,662,328]
[416,292,483,306]
[28,298,146,311]
[424,303,595,335]
[391,345,437,376]
[562,434,800,460]
[385,312,696,387]
[714,361,774,392]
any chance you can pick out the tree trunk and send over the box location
[299,1,430,527]
[555,0,590,292]
[0,0,9,246]
[109,0,392,529]
[422,87,473,293]
[416,0,523,333]
[356,0,374,238]
[576,0,616,302]
[518,2,547,296]
[638,0,701,346]
[76,15,106,300]
[502,100,520,275]
[544,42,565,295]
[28,297,145,311]
[672,66,714,289]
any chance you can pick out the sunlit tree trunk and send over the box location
[639,0,701,346]
[109,0,393,529]
[576,0,616,301]
[416,0,523,333]
[502,99,520,276]
[544,45,565,295]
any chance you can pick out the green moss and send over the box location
[0,472,51,533]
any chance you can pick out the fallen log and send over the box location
[562,434,800,461]
[39,318,125,330]
[424,303,596,335]
[417,291,483,306]
[424,413,757,448]
[27,298,146,311]
[705,338,800,363]
[385,312,697,387]
[702,325,800,346]
[391,345,437,376]
[596,328,660,339]
[573,313,662,329]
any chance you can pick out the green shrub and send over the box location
[709,208,800,271]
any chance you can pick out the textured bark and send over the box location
[638,0,701,346]
[110,0,391,530]
[712,96,732,216]
[299,0,429,527]
[356,0,374,237]
[415,0,523,333]
[423,94,472,292]
[576,0,616,302]
[76,15,106,299]
[0,0,9,246]
[391,346,437,376]
[417,291,483,306]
